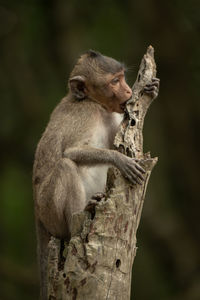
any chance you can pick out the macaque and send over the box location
[33,50,159,298]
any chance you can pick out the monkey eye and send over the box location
[111,77,120,85]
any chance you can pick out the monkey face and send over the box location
[69,71,132,114]
[106,71,132,113]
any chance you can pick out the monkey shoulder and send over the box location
[47,98,105,146]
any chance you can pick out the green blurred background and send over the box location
[0,0,199,299]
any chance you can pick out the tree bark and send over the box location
[47,46,158,300]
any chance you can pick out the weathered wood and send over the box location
[47,46,158,300]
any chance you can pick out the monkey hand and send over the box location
[143,77,160,99]
[115,153,146,185]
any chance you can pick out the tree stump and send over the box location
[47,46,158,300]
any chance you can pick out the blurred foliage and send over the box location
[0,0,200,299]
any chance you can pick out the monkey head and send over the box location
[69,50,132,113]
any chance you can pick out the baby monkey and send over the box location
[33,49,160,239]
[33,50,159,298]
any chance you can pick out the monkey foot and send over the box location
[91,192,106,202]
[85,199,98,211]
[84,200,98,219]
[84,193,105,216]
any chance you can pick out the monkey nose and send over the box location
[126,86,132,97]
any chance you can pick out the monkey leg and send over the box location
[35,158,86,300]
[37,158,86,240]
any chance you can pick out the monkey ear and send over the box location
[69,76,87,100]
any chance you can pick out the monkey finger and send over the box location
[135,177,143,185]
[127,165,145,182]
[134,161,146,174]
[135,171,145,182]
[135,159,146,168]
[130,178,137,185]
[85,199,98,212]
[124,171,137,185]
[145,78,159,90]
[143,87,158,98]
[151,81,160,88]
[152,77,160,83]
[130,171,144,185]
[152,79,160,89]
[144,86,158,92]
[91,192,105,201]
[145,85,159,91]
[145,82,159,87]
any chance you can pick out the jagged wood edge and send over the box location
[47,46,158,300]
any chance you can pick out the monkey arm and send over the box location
[63,147,117,166]
[63,147,145,185]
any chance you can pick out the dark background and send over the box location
[0,0,199,299]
